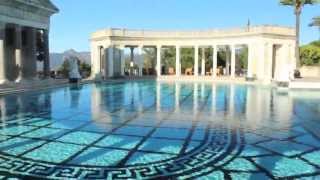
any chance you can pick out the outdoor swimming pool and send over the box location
[0,80,319,179]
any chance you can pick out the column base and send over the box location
[15,77,38,84]
[0,79,10,85]
[245,77,256,81]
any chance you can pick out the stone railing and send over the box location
[91,25,295,39]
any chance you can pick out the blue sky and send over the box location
[50,0,320,53]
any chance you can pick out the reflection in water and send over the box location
[0,82,318,129]
[0,81,319,179]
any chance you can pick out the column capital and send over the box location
[156,45,162,49]
[119,45,125,49]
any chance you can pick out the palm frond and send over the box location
[280,0,320,6]
[310,16,320,26]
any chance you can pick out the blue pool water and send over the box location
[0,80,319,179]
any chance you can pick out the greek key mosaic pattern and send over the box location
[0,81,319,179]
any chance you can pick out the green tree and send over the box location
[58,59,70,78]
[310,40,320,47]
[280,0,319,67]
[142,48,156,74]
[79,61,91,78]
[238,47,248,69]
[300,43,320,65]
[58,57,91,78]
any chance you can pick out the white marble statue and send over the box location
[65,56,81,81]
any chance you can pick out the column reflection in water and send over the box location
[0,97,7,127]
[91,84,119,125]
[156,82,161,112]
[229,84,235,117]
[211,84,217,116]
[201,84,205,100]
[91,84,104,122]
[175,83,180,113]
[245,86,293,130]
[273,90,293,127]
[193,83,199,114]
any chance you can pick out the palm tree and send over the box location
[310,16,320,40]
[280,0,319,68]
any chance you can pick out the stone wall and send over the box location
[300,66,320,78]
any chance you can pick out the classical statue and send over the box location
[65,56,81,83]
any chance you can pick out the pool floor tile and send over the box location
[253,156,316,178]
[69,147,128,166]
[114,126,153,136]
[80,123,117,133]
[224,158,258,171]
[23,142,84,163]
[138,138,184,154]
[96,135,142,149]
[0,137,46,155]
[22,127,66,140]
[256,140,313,157]
[302,151,320,165]
[57,131,103,145]
[152,127,189,139]
[48,121,87,130]
[126,152,175,165]
[0,126,36,136]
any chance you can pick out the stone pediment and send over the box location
[0,0,59,29]
[16,0,59,13]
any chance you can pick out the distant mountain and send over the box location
[44,49,91,71]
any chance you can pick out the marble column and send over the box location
[0,22,8,84]
[231,45,236,78]
[247,43,254,78]
[15,25,23,82]
[25,27,37,80]
[226,47,230,76]
[194,46,199,76]
[138,45,144,76]
[156,45,161,76]
[266,43,273,80]
[43,30,50,78]
[212,45,217,77]
[201,47,205,76]
[130,47,134,76]
[108,46,114,77]
[176,45,180,76]
[120,46,125,76]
